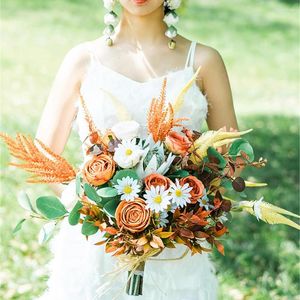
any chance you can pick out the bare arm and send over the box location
[195,46,243,178]
[196,46,238,131]
[35,43,89,197]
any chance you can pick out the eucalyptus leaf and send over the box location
[17,191,36,213]
[103,199,120,218]
[111,169,139,185]
[68,201,83,226]
[229,138,254,162]
[97,187,118,200]
[207,147,227,169]
[38,222,56,244]
[36,196,68,220]
[13,219,26,235]
[168,170,189,179]
[83,183,102,204]
[81,217,98,236]
[76,174,82,196]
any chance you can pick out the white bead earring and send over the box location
[164,0,181,49]
[102,0,118,46]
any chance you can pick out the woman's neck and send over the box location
[115,7,168,48]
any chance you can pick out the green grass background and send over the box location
[0,0,299,299]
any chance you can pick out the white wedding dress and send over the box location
[38,40,218,300]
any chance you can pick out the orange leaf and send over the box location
[214,240,225,256]
[105,227,118,235]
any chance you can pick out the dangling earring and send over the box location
[163,0,181,50]
[103,0,118,46]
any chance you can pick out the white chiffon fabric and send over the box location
[37,41,218,300]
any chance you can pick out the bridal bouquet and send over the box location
[1,68,299,297]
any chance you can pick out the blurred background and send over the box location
[0,0,299,299]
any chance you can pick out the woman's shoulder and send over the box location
[193,41,226,73]
[60,38,106,81]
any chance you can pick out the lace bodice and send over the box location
[73,40,208,143]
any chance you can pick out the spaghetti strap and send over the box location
[185,41,197,68]
[87,45,101,65]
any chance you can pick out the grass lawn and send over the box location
[1,0,299,299]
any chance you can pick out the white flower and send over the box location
[163,11,179,26]
[253,196,264,220]
[156,211,169,228]
[114,140,144,169]
[198,194,213,210]
[169,179,192,208]
[144,186,172,213]
[115,176,141,201]
[104,12,118,26]
[103,0,116,11]
[166,0,181,10]
[111,120,140,141]
[136,141,175,179]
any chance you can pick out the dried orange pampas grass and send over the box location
[0,132,77,183]
[147,79,186,142]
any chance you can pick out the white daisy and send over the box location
[115,176,141,201]
[113,140,144,169]
[144,185,172,213]
[156,211,169,228]
[169,179,192,208]
[198,193,213,210]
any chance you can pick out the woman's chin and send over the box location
[120,0,164,16]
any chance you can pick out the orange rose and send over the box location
[144,173,172,190]
[82,154,115,186]
[115,198,151,233]
[180,176,205,204]
[165,131,192,156]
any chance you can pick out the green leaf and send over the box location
[103,199,120,218]
[207,147,227,169]
[68,201,83,226]
[221,179,233,192]
[38,222,56,244]
[83,183,102,204]
[17,191,36,213]
[76,174,82,196]
[111,169,139,185]
[81,217,98,236]
[168,170,189,179]
[97,187,118,199]
[13,219,26,235]
[229,138,254,162]
[36,196,68,220]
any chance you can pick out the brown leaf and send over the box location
[137,236,148,246]
[179,228,194,239]
[94,240,106,246]
[194,231,210,239]
[152,235,165,248]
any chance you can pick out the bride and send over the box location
[35,0,239,299]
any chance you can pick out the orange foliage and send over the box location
[0,132,76,183]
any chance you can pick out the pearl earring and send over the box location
[164,0,181,50]
[102,0,118,46]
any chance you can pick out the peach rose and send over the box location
[144,173,172,190]
[180,176,205,204]
[165,131,192,156]
[82,154,115,186]
[115,198,151,233]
